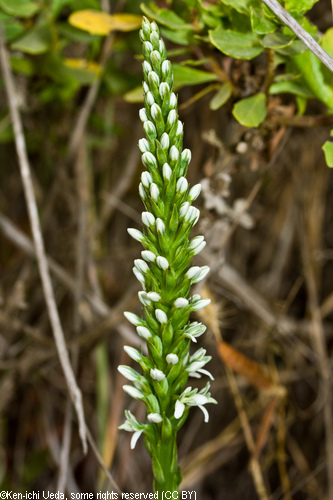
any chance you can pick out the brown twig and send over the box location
[0,28,87,454]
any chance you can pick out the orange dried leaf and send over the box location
[217,341,274,390]
[68,10,141,35]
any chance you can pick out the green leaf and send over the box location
[220,0,254,14]
[210,82,232,110]
[269,80,314,99]
[291,51,333,110]
[322,140,333,167]
[285,0,319,15]
[10,56,35,76]
[0,0,40,18]
[161,27,193,46]
[140,3,193,30]
[232,93,267,127]
[172,63,218,89]
[209,28,263,60]
[3,20,25,42]
[261,33,294,49]
[11,24,52,54]
[250,6,278,35]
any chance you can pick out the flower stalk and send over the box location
[118,17,216,494]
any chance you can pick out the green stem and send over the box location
[152,431,181,494]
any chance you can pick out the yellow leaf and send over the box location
[68,10,142,35]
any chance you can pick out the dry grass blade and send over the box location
[0,28,87,454]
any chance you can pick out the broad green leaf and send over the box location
[125,65,218,102]
[285,0,319,15]
[64,59,102,84]
[11,25,52,55]
[322,140,333,167]
[209,28,263,60]
[172,63,218,89]
[52,0,100,16]
[296,96,307,115]
[4,21,25,42]
[68,11,141,35]
[232,93,267,127]
[322,28,333,57]
[210,82,233,110]
[292,51,333,110]
[269,81,314,98]
[140,3,193,30]
[0,0,39,18]
[161,27,193,46]
[250,6,278,35]
[261,33,294,49]
[123,86,143,103]
[220,0,254,14]
[276,39,307,56]
[10,56,35,76]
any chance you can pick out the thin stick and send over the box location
[261,0,333,73]
[0,28,87,454]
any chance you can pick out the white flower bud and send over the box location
[150,51,161,65]
[123,385,144,400]
[146,91,154,106]
[138,138,149,153]
[162,163,172,181]
[174,297,189,308]
[191,266,210,283]
[188,183,201,201]
[124,345,142,362]
[192,241,206,255]
[133,268,145,285]
[150,21,158,32]
[143,120,157,137]
[118,365,140,382]
[139,108,148,122]
[176,120,183,135]
[142,211,155,227]
[185,266,201,280]
[139,183,146,200]
[138,291,150,306]
[159,82,170,98]
[155,309,168,324]
[143,61,152,73]
[176,177,188,194]
[147,413,163,423]
[181,148,192,164]
[148,70,160,86]
[134,259,149,274]
[144,41,153,53]
[185,206,200,224]
[150,183,159,201]
[142,152,157,169]
[141,171,152,187]
[160,133,170,150]
[127,228,145,243]
[166,353,179,365]
[124,311,142,326]
[156,218,165,233]
[150,368,165,381]
[141,250,156,262]
[188,236,205,250]
[167,109,177,127]
[146,292,161,302]
[159,39,165,53]
[161,60,171,77]
[179,202,190,218]
[143,81,149,94]
[137,326,152,340]
[190,298,211,311]
[156,256,169,270]
[170,146,179,162]
[170,93,177,108]
[151,103,162,120]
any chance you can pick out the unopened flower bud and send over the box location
[156,256,169,270]
[174,297,189,308]
[176,177,188,194]
[142,211,155,227]
[138,138,149,153]
[162,163,172,181]
[142,250,156,262]
[139,108,148,122]
[160,133,170,150]
[155,309,168,324]
[141,171,152,187]
[150,183,159,201]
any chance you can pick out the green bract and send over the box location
[118,17,217,494]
